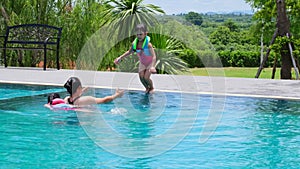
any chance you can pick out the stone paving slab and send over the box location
[1,66,300,100]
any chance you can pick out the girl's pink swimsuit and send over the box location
[136,47,152,66]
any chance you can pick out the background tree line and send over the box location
[1,0,300,79]
[182,6,300,72]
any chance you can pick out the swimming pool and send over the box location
[1,83,300,168]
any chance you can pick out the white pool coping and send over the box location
[1,66,300,100]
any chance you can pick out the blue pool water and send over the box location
[0,83,300,168]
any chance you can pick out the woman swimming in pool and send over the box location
[63,77,124,106]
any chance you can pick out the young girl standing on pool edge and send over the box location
[114,24,157,94]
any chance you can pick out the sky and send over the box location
[143,0,253,14]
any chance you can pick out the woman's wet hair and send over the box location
[135,23,147,33]
[64,77,82,96]
[48,93,60,104]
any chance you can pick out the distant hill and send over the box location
[197,10,253,15]
[174,10,253,17]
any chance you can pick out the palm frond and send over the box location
[102,0,164,39]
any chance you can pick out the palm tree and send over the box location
[149,29,189,74]
[101,0,165,39]
[100,0,190,75]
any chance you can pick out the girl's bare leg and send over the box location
[144,69,154,93]
[139,71,150,92]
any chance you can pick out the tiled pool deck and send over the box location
[1,66,300,100]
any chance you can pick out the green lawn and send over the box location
[183,67,284,79]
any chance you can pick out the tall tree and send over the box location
[184,11,203,26]
[276,0,292,79]
[246,0,297,79]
